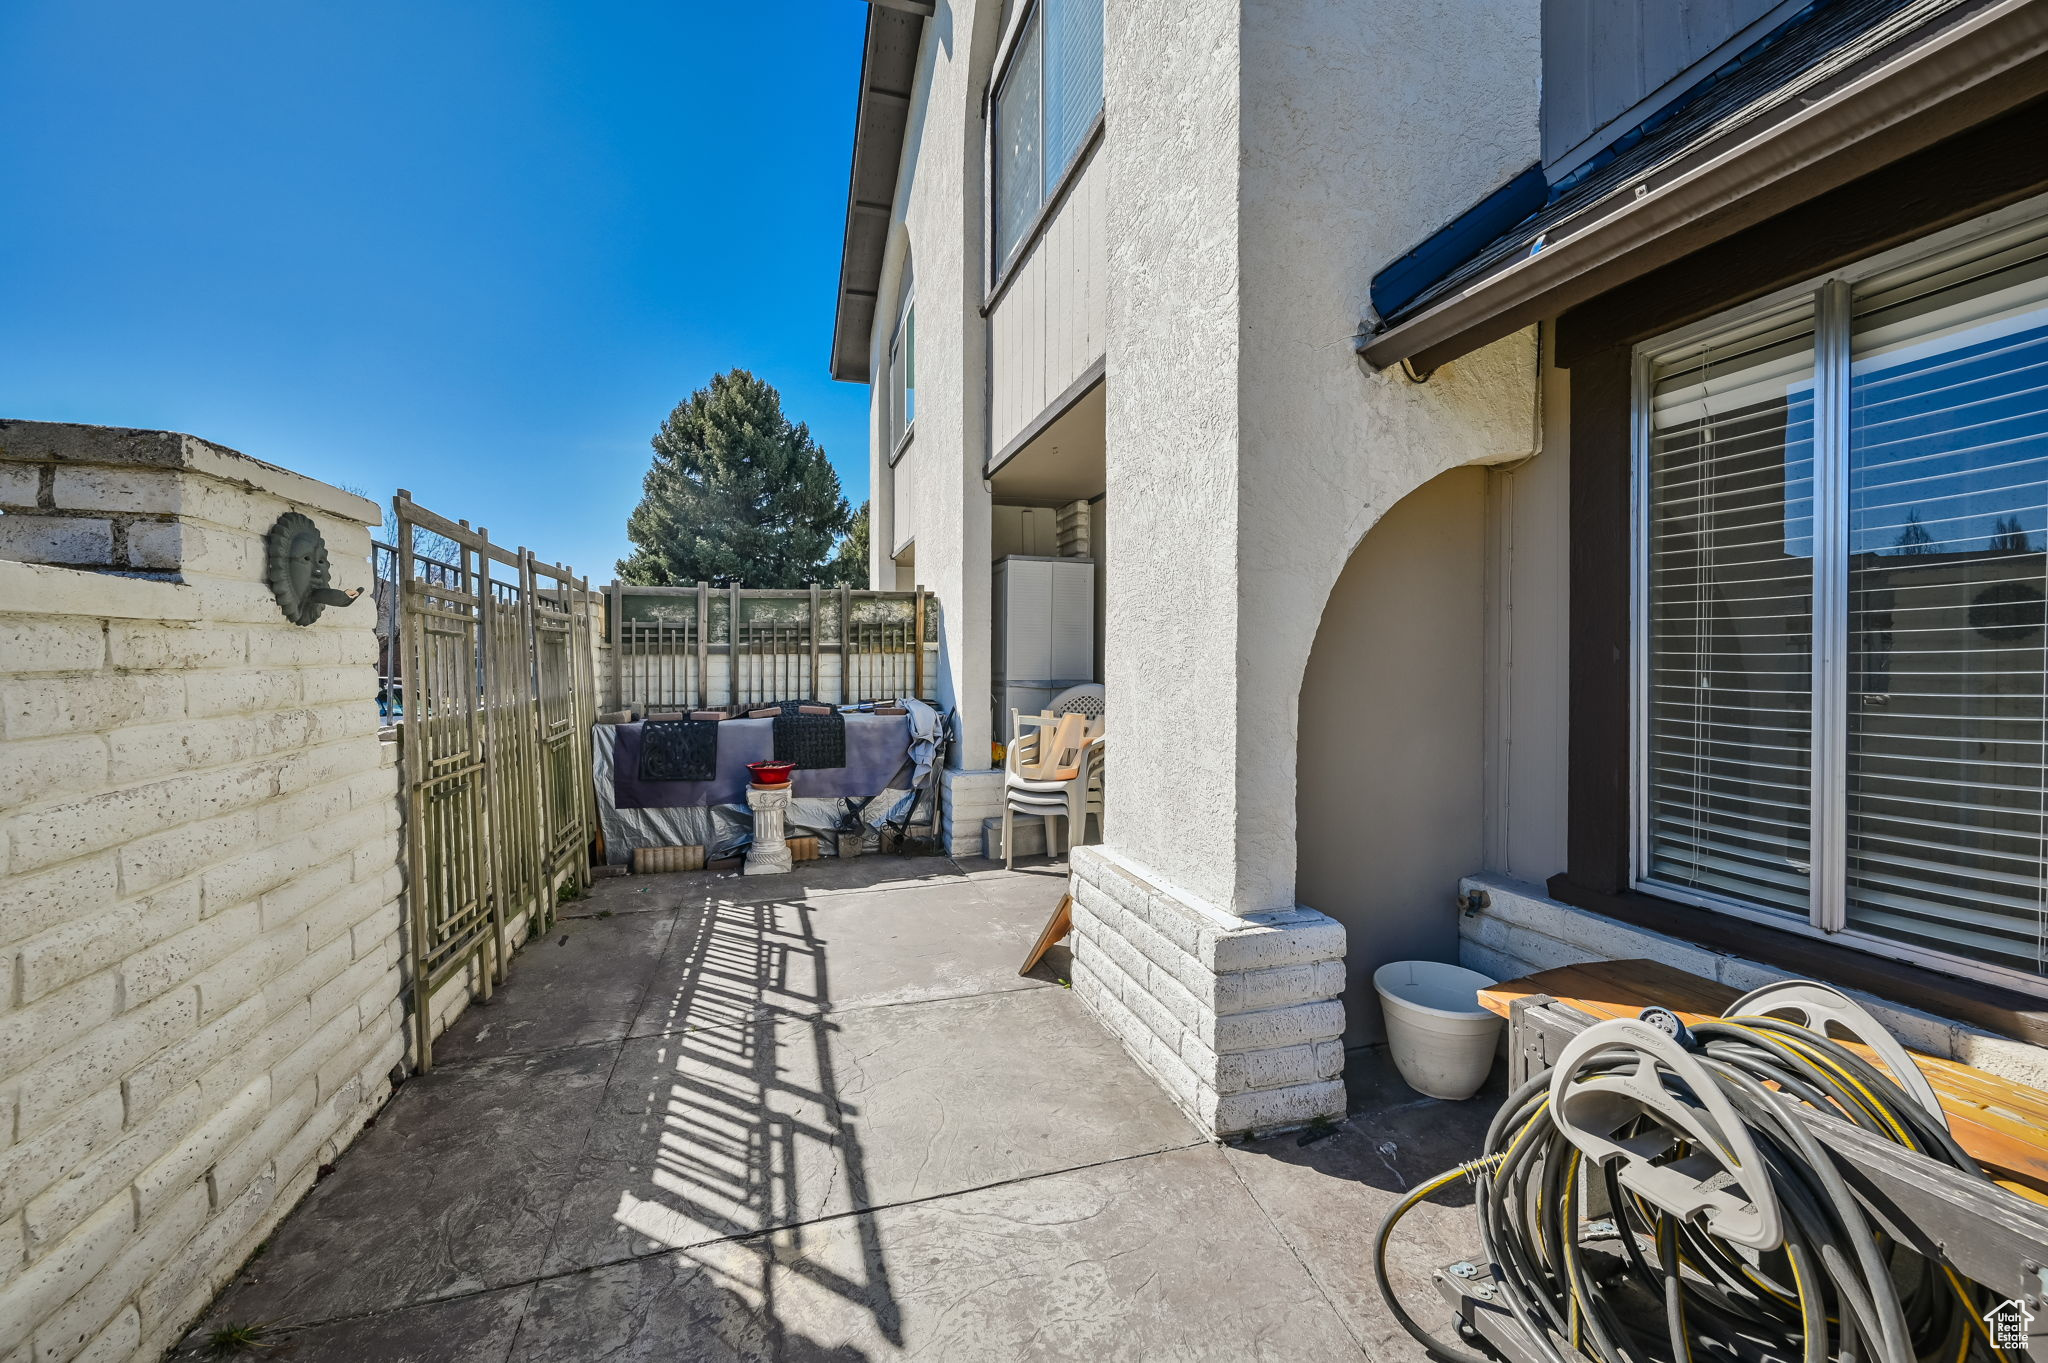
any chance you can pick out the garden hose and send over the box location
[1373,981,2021,1363]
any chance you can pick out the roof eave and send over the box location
[1361,0,2048,376]
[830,8,926,384]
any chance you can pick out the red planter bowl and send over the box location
[747,760,796,787]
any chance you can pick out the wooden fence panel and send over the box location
[608,582,938,712]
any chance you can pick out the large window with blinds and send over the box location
[1637,208,2048,987]
[989,0,1103,277]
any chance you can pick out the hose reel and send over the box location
[1375,979,2026,1363]
[1547,1016,1784,1253]
[1725,979,1948,1128]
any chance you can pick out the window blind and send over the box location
[1645,302,1818,916]
[992,16,1043,266]
[1638,210,2048,986]
[1844,224,2048,976]
[990,0,1101,274]
[886,277,914,451]
[1042,0,1103,195]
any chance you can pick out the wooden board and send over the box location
[1479,958,2048,1195]
[632,845,706,874]
[1022,712,1085,781]
[1018,894,1072,977]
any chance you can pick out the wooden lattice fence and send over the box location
[608,582,937,713]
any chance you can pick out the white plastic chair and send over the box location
[1001,708,1105,868]
[1048,682,1104,726]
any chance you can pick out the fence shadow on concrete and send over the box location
[579,892,906,1358]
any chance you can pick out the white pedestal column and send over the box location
[745,784,794,876]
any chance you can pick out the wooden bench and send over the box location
[1478,958,2048,1200]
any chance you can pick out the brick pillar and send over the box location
[1068,846,1346,1137]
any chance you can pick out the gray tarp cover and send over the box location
[592,699,942,863]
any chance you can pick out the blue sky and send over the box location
[0,1,872,579]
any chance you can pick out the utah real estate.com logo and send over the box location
[1984,1297,2035,1351]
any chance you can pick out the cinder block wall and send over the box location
[0,422,406,1363]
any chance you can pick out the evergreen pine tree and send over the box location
[827,500,871,586]
[1893,510,1934,556]
[618,370,852,587]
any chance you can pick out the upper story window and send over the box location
[990,0,1103,273]
[1637,204,2048,987]
[887,283,915,457]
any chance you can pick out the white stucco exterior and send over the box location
[839,0,2048,1136]
[1105,0,1543,918]
[868,0,1004,779]
[831,0,2048,1128]
[850,0,1552,1132]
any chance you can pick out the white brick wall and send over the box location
[1067,845,1347,1137]
[0,424,406,1363]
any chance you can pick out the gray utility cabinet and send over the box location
[992,554,1095,741]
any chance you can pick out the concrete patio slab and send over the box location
[432,908,681,1062]
[188,1043,614,1328]
[948,855,1069,887]
[626,878,1061,1037]
[542,986,1201,1274]
[513,1145,1361,1363]
[1223,1049,1505,1362]
[182,858,1481,1361]
[566,855,970,919]
[185,1284,536,1363]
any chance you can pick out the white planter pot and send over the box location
[1373,960,1502,1100]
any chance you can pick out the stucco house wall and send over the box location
[1480,338,1572,887]
[0,423,409,1363]
[848,0,2048,1140]
[1296,466,1487,1047]
[1097,0,1246,918]
[843,0,1552,1132]
[1100,0,1543,924]
[867,0,1014,850]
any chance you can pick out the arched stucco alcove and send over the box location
[1295,464,1487,1047]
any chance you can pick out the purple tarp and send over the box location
[610,714,914,809]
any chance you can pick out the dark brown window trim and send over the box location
[984,115,1106,313]
[1557,98,2048,1049]
[1562,341,1634,902]
[1548,876,2048,1049]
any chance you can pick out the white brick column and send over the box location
[941,767,1004,857]
[1069,846,1346,1137]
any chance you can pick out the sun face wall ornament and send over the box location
[265,511,364,626]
